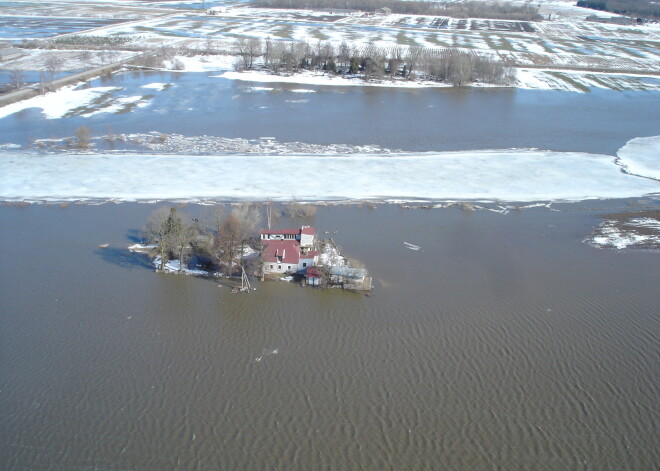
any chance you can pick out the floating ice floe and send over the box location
[617,135,660,181]
[0,137,658,204]
[141,83,171,91]
[0,85,120,119]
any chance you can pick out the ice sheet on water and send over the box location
[617,135,660,181]
[0,85,120,120]
[0,137,658,203]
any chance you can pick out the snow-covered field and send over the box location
[3,1,658,92]
[0,136,658,203]
[96,10,660,91]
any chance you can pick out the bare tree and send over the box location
[145,207,177,271]
[204,36,215,55]
[214,203,261,271]
[45,54,65,85]
[39,71,48,94]
[263,37,273,67]
[9,70,24,90]
[74,126,92,149]
[145,207,196,272]
[405,46,424,78]
[169,217,196,273]
[235,37,262,70]
[265,200,273,230]
[78,50,92,66]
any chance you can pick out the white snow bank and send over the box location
[219,70,454,89]
[165,55,235,72]
[0,85,119,119]
[141,83,171,91]
[1,140,658,203]
[515,69,556,91]
[247,86,275,92]
[83,95,147,117]
[617,136,660,181]
[242,245,258,257]
[128,243,156,252]
[153,256,208,275]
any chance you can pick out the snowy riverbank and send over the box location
[0,136,657,204]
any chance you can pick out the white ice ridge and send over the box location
[0,140,658,203]
[617,135,660,181]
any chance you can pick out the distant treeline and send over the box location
[52,35,134,46]
[434,1,542,21]
[251,0,542,21]
[235,38,515,86]
[577,0,660,19]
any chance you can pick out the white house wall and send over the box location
[300,233,314,247]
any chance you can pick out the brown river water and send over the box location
[0,201,658,470]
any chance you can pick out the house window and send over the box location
[303,262,307,267]
[287,265,291,270]
[278,265,282,270]
[270,264,274,269]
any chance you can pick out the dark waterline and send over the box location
[1,71,659,155]
[1,202,658,470]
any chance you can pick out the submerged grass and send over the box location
[548,72,591,93]
[396,31,418,46]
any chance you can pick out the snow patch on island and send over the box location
[588,216,660,249]
[153,256,208,275]
[218,70,456,89]
[0,85,120,119]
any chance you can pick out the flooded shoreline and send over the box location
[1,201,658,470]
[2,71,660,156]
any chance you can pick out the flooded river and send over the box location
[1,202,658,470]
[2,70,660,155]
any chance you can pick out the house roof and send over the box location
[261,228,300,235]
[260,226,315,237]
[262,240,300,264]
[305,267,322,278]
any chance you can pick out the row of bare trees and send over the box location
[235,38,514,86]
[252,0,542,21]
[3,50,123,93]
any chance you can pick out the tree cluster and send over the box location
[251,0,542,21]
[52,35,135,46]
[144,205,262,275]
[236,38,514,86]
[145,207,197,272]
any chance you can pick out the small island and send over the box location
[129,205,372,292]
